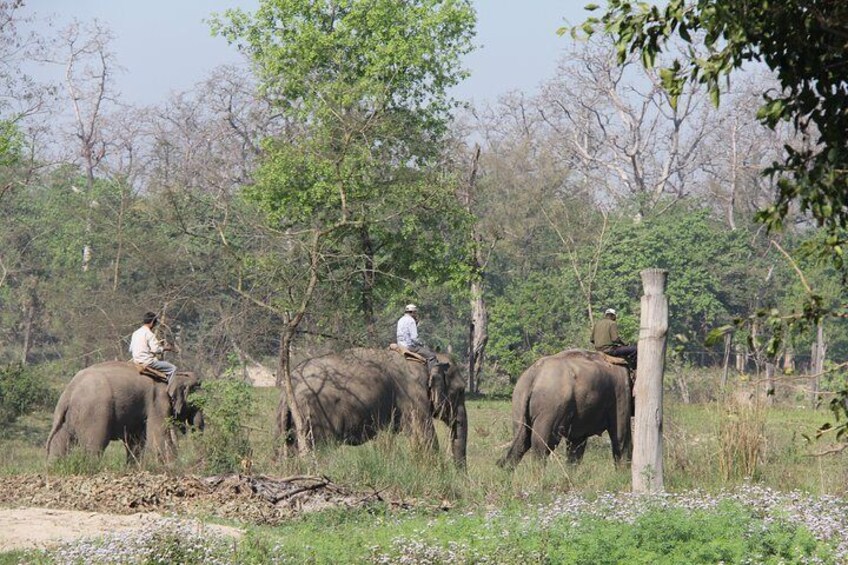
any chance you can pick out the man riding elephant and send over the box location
[130,311,177,382]
[591,308,637,368]
[46,362,202,463]
[396,303,438,369]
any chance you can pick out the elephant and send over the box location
[498,349,633,468]
[278,347,467,466]
[46,361,203,463]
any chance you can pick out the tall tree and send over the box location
[211,0,476,455]
[51,20,119,272]
[585,1,848,259]
[536,38,717,217]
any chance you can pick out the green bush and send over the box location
[192,378,255,474]
[0,363,54,426]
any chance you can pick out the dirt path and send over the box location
[0,507,242,551]
[0,472,389,553]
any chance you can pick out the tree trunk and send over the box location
[468,274,488,394]
[721,332,732,388]
[632,268,668,494]
[112,182,128,291]
[464,144,489,394]
[276,317,310,457]
[727,117,738,230]
[274,229,322,457]
[20,277,38,366]
[675,373,690,404]
[763,361,775,405]
[735,342,746,374]
[809,320,825,407]
[359,225,376,342]
[783,345,795,374]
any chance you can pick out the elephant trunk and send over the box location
[450,399,468,468]
[192,409,205,432]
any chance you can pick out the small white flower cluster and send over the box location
[371,486,848,564]
[531,485,848,561]
[46,517,235,565]
[370,538,481,564]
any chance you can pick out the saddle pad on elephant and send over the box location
[600,352,629,367]
[131,361,169,383]
[388,343,426,364]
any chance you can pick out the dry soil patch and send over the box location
[0,507,242,551]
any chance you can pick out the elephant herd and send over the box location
[46,347,634,470]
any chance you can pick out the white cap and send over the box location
[405,304,418,312]
[605,308,616,316]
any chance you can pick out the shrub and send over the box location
[0,363,54,426]
[192,378,255,474]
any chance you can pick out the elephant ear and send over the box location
[427,362,450,411]
[167,376,186,417]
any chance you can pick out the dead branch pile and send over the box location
[0,473,391,525]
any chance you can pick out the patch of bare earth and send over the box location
[0,508,242,551]
[0,473,390,550]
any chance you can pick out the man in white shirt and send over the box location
[130,312,176,382]
[396,304,436,368]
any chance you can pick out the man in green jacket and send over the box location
[591,308,637,366]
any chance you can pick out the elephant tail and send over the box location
[497,369,536,469]
[46,397,70,457]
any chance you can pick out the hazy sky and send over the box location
[26,1,592,106]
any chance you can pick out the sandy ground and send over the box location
[0,507,242,551]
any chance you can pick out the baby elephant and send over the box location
[46,361,202,463]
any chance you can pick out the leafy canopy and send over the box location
[211,0,476,226]
[581,1,848,253]
[0,119,22,169]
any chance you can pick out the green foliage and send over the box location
[32,496,831,563]
[488,270,586,381]
[210,0,477,336]
[486,205,758,379]
[547,504,824,564]
[0,119,22,169]
[211,0,475,128]
[192,377,255,474]
[0,364,53,427]
[594,206,752,339]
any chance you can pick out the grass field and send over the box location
[3,381,848,563]
[4,385,848,497]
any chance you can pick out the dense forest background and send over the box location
[1,1,845,399]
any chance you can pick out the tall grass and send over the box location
[716,391,766,481]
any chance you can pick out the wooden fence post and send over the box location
[632,268,668,493]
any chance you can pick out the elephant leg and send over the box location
[529,413,562,459]
[146,416,174,463]
[403,409,437,453]
[566,437,588,464]
[80,427,110,457]
[47,427,73,460]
